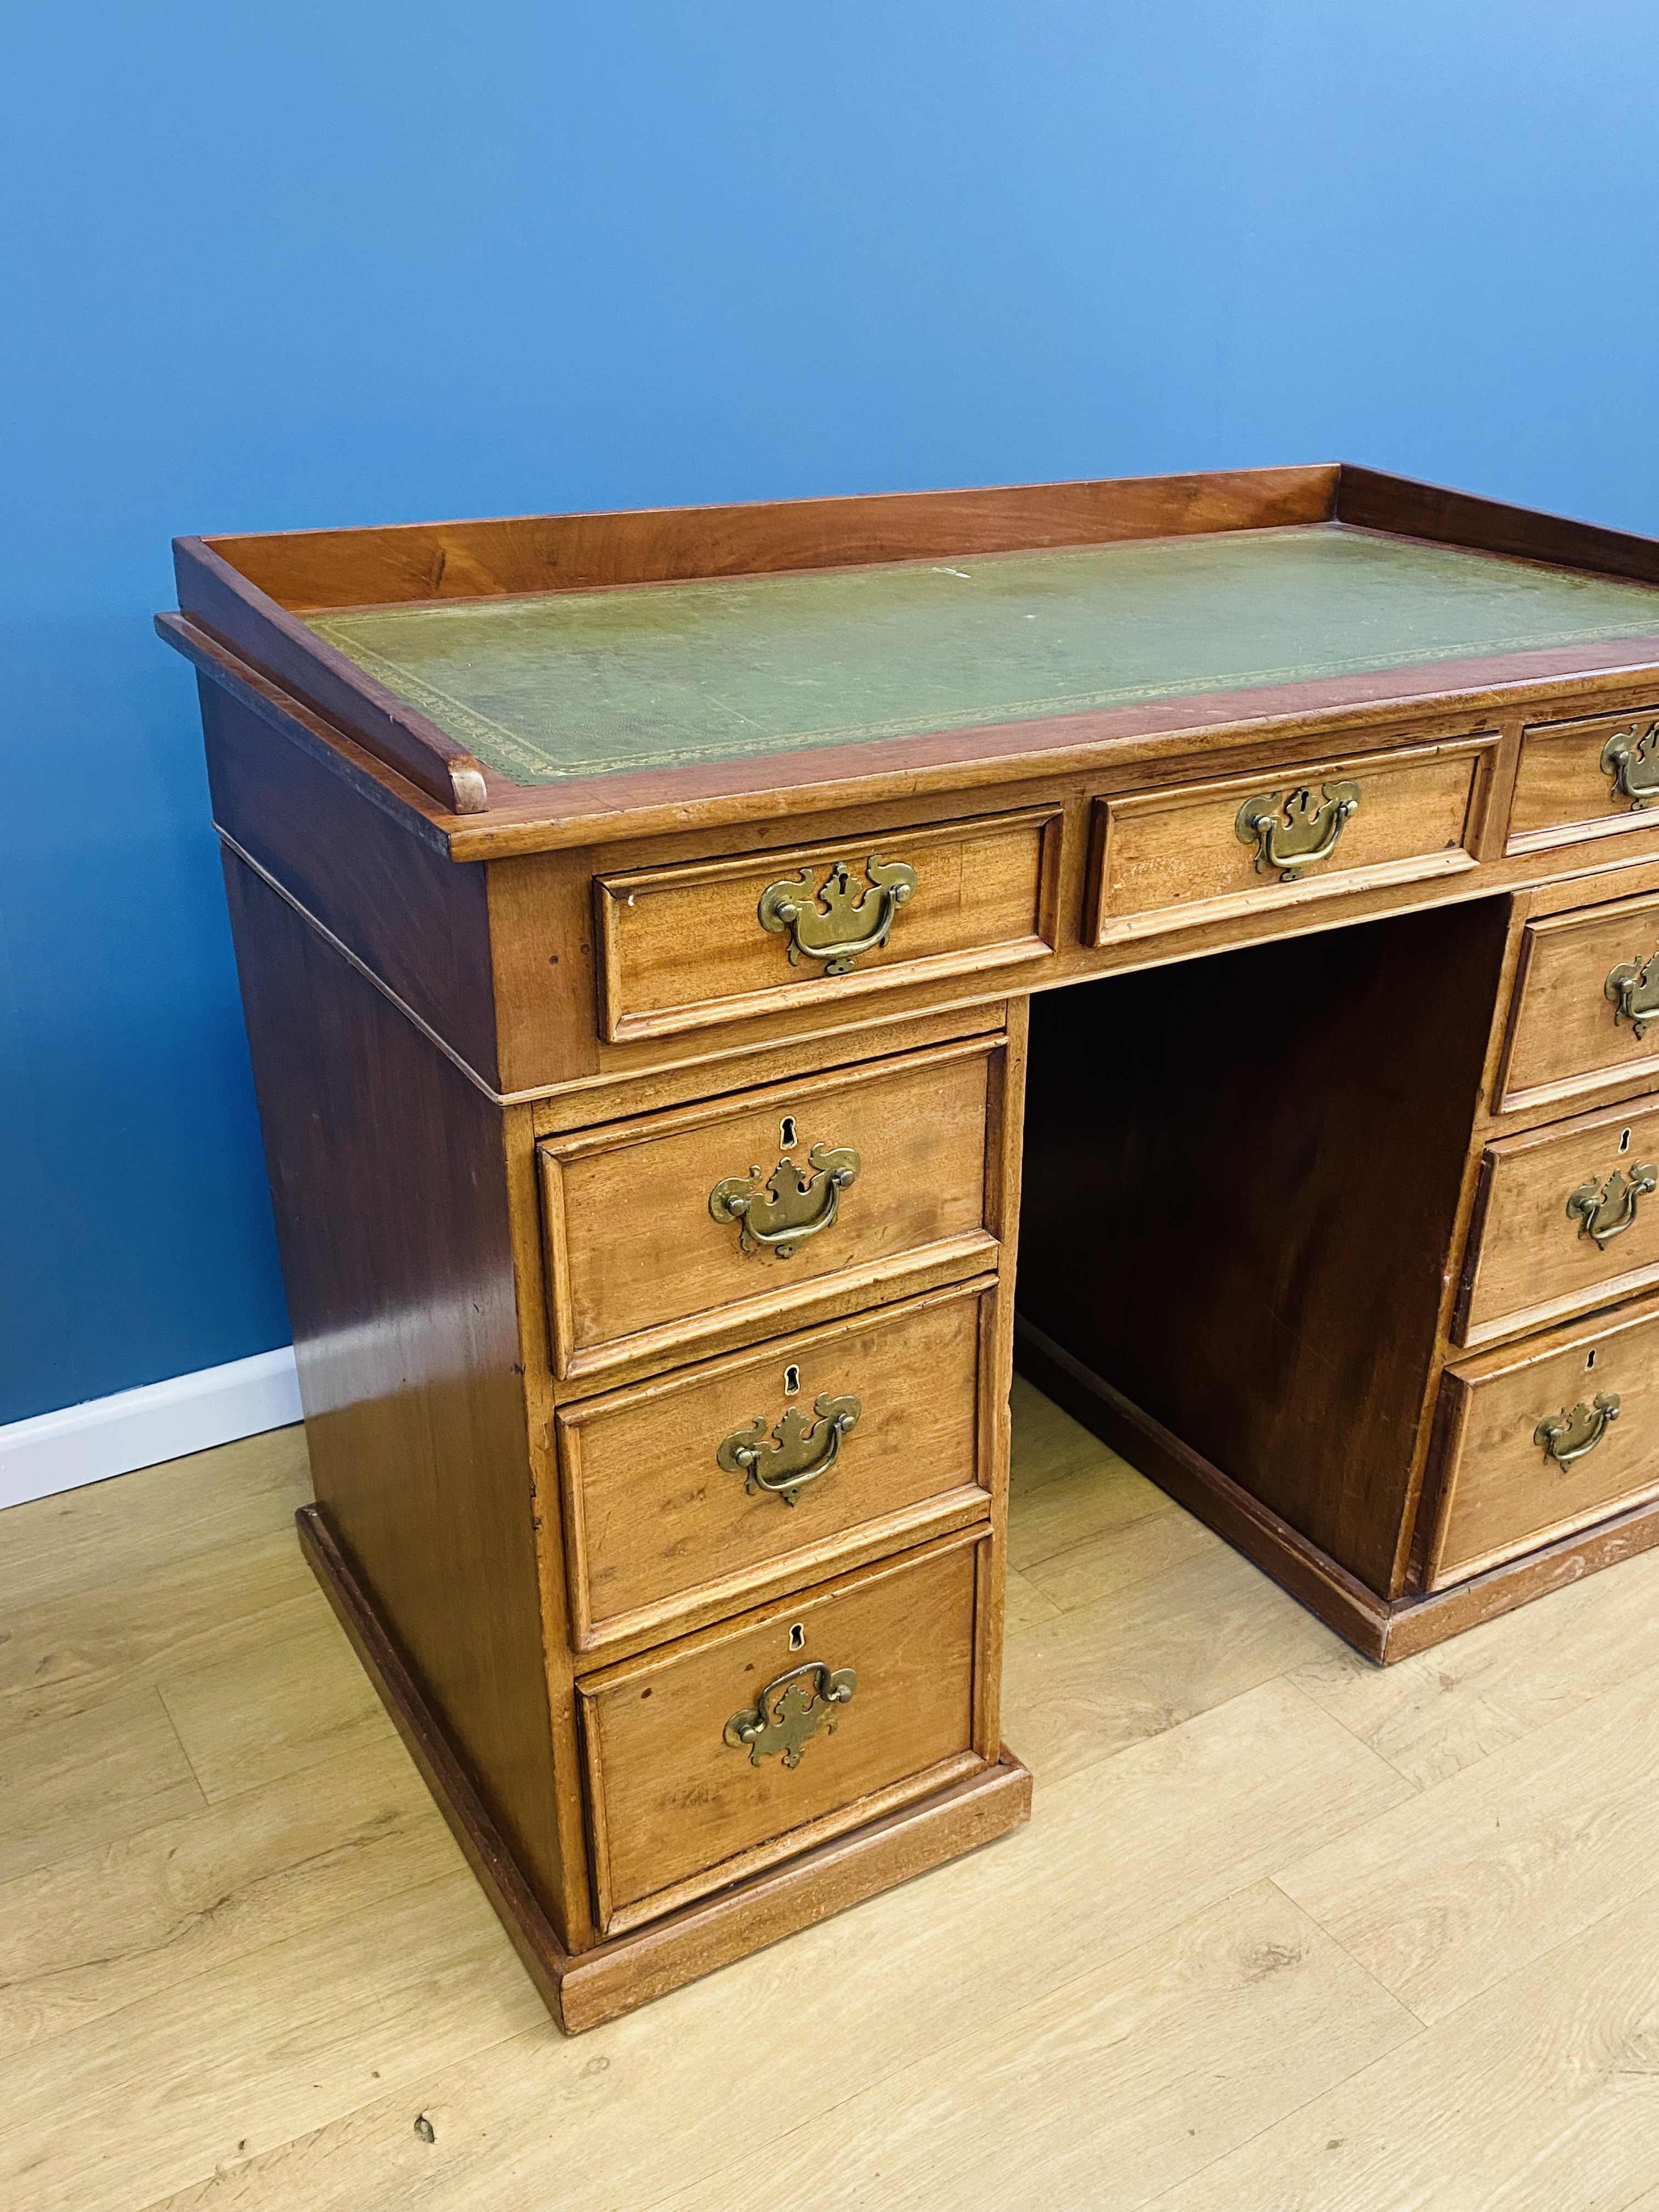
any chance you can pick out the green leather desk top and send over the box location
[303,523,1659,785]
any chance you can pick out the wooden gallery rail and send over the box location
[160,463,1659,2029]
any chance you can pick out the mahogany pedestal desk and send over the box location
[160,465,1659,2031]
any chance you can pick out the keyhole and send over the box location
[784,1364,801,1397]
[1587,1348,1598,1371]
[780,1115,798,1151]
[788,1622,805,1652]
[1620,1127,1633,1154]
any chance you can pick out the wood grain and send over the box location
[204,466,1342,610]
[222,856,575,1937]
[536,1036,1003,1383]
[594,808,1059,1043]
[1335,461,1659,584]
[1019,899,1509,1595]
[1089,731,1496,946]
[1154,1878,1659,2211]
[26,1382,1659,2211]
[1498,883,1659,1112]
[1275,1647,1659,2024]
[165,566,490,814]
[0,1735,458,2067]
[0,1683,206,1888]
[557,1279,995,1652]
[1425,1293,1659,1584]
[197,659,502,1085]
[1289,1538,1659,1790]
[651,1881,1418,2212]
[1458,1090,1659,1345]
[1508,695,1659,854]
[1018,1313,1659,1663]
[298,1497,1025,2032]
[578,1531,984,1934]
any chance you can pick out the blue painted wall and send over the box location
[3,5,1657,1423]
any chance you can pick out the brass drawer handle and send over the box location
[718,1393,862,1506]
[1534,1391,1621,1469]
[1235,780,1360,882]
[758,854,918,975]
[724,1661,857,1768]
[1600,720,1659,811]
[1567,1162,1657,1249]
[709,1143,860,1259]
[1605,950,1659,1040]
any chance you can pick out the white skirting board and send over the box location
[0,1347,303,1514]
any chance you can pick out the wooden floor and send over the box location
[7,1380,1659,2210]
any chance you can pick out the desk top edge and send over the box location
[160,464,1659,857]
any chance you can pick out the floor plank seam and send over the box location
[150,1684,213,1816]
[1262,1872,1437,2032]
[1001,1663,1352,1805]
[615,1870,1387,2212]
[1133,1996,1434,2211]
[1269,1668,1434,1794]
[1012,1499,1182,1581]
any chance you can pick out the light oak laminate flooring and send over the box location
[5,1375,1659,2210]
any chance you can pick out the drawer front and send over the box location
[1088,733,1495,947]
[1458,1094,1659,1346]
[558,1281,996,1650]
[1508,702,1659,857]
[595,808,1059,1043]
[576,1531,984,1933]
[1500,889,1659,1114]
[538,1036,1003,1382]
[1429,1295,1659,1585]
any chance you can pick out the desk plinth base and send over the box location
[296,1503,1032,2033]
[1014,1321,1659,1666]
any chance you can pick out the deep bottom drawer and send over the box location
[1427,1294,1659,1585]
[577,1530,985,1934]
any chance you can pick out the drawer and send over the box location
[1457,1094,1659,1347]
[1499,888,1659,1114]
[558,1280,997,1651]
[1507,702,1659,857]
[1426,1295,1659,1586]
[575,1529,985,1934]
[1087,732,1496,947]
[537,1036,1006,1383]
[594,808,1060,1042]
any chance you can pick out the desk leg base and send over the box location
[1013,1319,1659,1665]
[297,1502,1032,2032]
